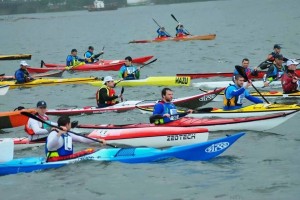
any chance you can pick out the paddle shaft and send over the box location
[120,86,124,102]
[21,112,116,148]
[114,58,157,87]
[152,18,172,37]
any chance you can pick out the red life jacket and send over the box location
[96,85,117,105]
[24,113,49,135]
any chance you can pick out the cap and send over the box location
[103,76,114,83]
[37,101,47,108]
[275,54,283,60]
[274,44,281,49]
[71,49,77,53]
[287,59,299,66]
[20,60,29,66]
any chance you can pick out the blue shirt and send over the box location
[156,28,170,37]
[153,102,178,123]
[15,68,31,83]
[119,65,139,80]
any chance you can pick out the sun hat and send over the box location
[20,60,29,66]
[287,59,299,66]
[103,76,114,84]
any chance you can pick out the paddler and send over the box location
[258,44,288,70]
[84,46,104,63]
[281,59,299,94]
[263,54,285,87]
[96,76,123,108]
[46,116,106,161]
[66,49,86,68]
[157,27,171,38]
[233,58,258,81]
[223,74,263,110]
[175,23,189,37]
[152,88,193,124]
[118,56,140,80]
[15,60,34,83]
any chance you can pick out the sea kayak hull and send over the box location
[0,132,245,176]
[0,85,9,95]
[129,34,216,43]
[0,54,31,60]
[192,80,282,89]
[0,109,36,129]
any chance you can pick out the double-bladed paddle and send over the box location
[235,65,270,104]
[171,14,192,35]
[114,58,158,87]
[21,111,117,148]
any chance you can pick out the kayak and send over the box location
[46,88,225,115]
[0,132,245,176]
[89,76,191,87]
[0,85,9,95]
[0,137,45,150]
[0,77,98,89]
[0,109,36,129]
[137,103,300,118]
[5,127,209,149]
[177,70,300,79]
[192,80,282,89]
[0,70,64,81]
[0,54,31,60]
[249,90,300,98]
[96,111,298,131]
[129,34,216,43]
[26,56,154,73]
[43,55,153,68]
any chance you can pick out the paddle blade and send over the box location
[149,115,163,124]
[171,14,179,23]
[235,65,249,81]
[194,107,214,113]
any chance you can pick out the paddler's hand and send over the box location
[163,113,171,118]
[187,109,193,113]
[263,81,270,87]
[99,139,106,146]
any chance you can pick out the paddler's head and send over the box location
[273,44,281,54]
[103,76,115,88]
[20,60,29,69]
[286,59,299,71]
[124,56,132,67]
[241,58,249,69]
[71,49,78,56]
[234,74,245,88]
[274,54,283,66]
[161,87,173,103]
[57,116,71,131]
[36,100,47,115]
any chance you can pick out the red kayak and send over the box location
[129,34,216,43]
[27,55,153,73]
[177,70,300,80]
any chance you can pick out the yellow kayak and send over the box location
[0,77,98,89]
[138,103,300,118]
[250,91,300,98]
[0,54,31,60]
[89,76,191,87]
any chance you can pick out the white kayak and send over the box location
[0,85,9,95]
[192,80,282,89]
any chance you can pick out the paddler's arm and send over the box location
[99,88,119,101]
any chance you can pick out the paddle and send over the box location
[152,18,172,37]
[235,65,270,104]
[120,87,124,102]
[0,73,5,76]
[21,112,117,148]
[114,58,157,87]
[149,112,189,124]
[171,14,192,35]
[40,60,45,68]
[91,46,105,61]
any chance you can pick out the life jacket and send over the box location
[45,132,73,161]
[223,85,241,108]
[25,113,50,135]
[96,85,117,106]
[122,66,136,80]
[154,101,178,125]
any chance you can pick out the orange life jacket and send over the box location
[96,85,117,105]
[24,114,49,135]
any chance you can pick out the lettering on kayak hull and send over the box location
[167,134,196,141]
[175,77,190,85]
[205,142,230,153]
[199,94,216,101]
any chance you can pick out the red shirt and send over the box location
[281,72,298,93]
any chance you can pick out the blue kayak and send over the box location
[0,133,245,176]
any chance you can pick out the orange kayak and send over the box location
[129,34,216,43]
[0,109,36,129]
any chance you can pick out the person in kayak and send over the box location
[157,27,171,38]
[258,44,288,70]
[233,58,258,81]
[96,76,123,108]
[224,75,263,110]
[152,88,192,124]
[46,116,106,161]
[25,101,78,141]
[263,54,285,87]
[66,49,86,67]
[15,60,34,83]
[84,46,104,63]
[281,59,299,94]
[175,23,189,37]
[119,56,140,80]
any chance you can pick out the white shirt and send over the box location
[26,117,57,141]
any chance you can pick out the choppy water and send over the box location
[1,0,300,199]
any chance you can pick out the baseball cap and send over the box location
[20,60,29,66]
[274,44,281,49]
[37,101,47,108]
[287,59,299,66]
[103,76,114,83]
